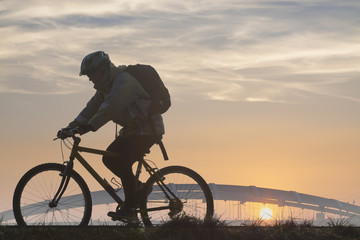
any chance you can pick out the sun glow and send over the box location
[260,208,273,220]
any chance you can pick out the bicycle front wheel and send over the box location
[141,166,214,226]
[13,163,92,226]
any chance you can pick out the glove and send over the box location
[56,119,80,139]
[57,129,70,140]
[76,124,94,135]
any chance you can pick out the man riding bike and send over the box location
[59,51,165,222]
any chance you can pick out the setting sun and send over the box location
[260,208,273,220]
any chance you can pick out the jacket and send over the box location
[75,66,165,137]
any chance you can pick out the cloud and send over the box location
[0,0,359,104]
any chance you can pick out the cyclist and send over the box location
[60,51,165,222]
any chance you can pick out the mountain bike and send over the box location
[12,129,214,226]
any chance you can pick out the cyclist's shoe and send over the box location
[107,206,138,223]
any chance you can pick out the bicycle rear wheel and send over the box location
[13,163,92,226]
[140,166,214,226]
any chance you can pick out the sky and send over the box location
[0,0,360,213]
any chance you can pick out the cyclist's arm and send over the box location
[87,73,136,131]
[75,91,104,124]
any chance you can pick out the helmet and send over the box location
[79,51,110,76]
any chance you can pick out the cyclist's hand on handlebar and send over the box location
[55,124,93,140]
[57,128,74,140]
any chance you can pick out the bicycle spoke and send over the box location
[141,166,214,226]
[13,163,92,226]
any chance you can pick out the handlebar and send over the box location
[54,128,81,143]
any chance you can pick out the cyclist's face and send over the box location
[87,68,103,84]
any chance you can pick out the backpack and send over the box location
[125,64,171,115]
[125,64,171,160]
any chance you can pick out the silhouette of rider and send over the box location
[61,51,165,222]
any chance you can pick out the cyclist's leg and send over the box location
[103,135,156,208]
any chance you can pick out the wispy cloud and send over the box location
[0,0,359,104]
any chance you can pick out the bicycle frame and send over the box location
[54,135,168,211]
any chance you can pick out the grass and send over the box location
[1,216,360,240]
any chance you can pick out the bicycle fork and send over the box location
[49,160,74,208]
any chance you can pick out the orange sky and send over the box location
[1,96,359,212]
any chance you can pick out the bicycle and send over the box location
[12,129,214,226]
